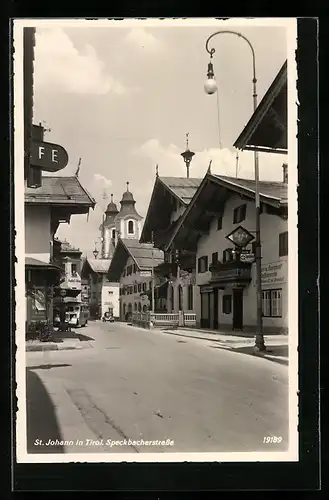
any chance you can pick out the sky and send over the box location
[31,19,291,257]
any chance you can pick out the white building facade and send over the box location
[168,171,288,334]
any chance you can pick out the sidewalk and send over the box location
[162,328,289,365]
[26,330,95,352]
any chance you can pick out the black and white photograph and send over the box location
[14,17,298,463]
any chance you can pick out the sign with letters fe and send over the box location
[30,140,69,172]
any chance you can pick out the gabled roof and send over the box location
[159,177,203,204]
[212,174,288,204]
[85,258,111,274]
[140,175,202,245]
[107,238,164,282]
[167,172,288,251]
[234,60,287,154]
[25,176,96,207]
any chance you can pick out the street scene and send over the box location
[16,18,298,460]
[26,321,289,454]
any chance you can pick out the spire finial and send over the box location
[110,193,113,202]
[156,164,159,177]
[126,181,129,191]
[181,133,195,179]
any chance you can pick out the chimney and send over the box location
[282,163,288,183]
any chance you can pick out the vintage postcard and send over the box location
[14,17,298,463]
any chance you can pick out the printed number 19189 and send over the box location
[263,436,282,444]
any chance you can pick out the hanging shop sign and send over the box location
[30,140,69,172]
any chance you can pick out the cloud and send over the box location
[93,173,112,187]
[134,138,288,181]
[34,28,127,95]
[124,28,164,53]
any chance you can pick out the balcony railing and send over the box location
[209,260,252,285]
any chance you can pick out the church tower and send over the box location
[100,183,143,258]
[100,194,119,259]
[116,182,143,240]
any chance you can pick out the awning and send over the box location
[25,257,62,272]
[53,287,81,298]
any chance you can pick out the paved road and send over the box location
[25,321,289,455]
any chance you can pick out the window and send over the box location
[222,248,233,263]
[71,263,77,274]
[108,291,113,295]
[187,285,193,310]
[279,231,288,256]
[142,283,147,292]
[128,220,134,234]
[149,282,152,290]
[217,216,223,230]
[134,284,137,293]
[222,294,232,314]
[233,204,247,224]
[211,252,218,265]
[198,256,208,273]
[127,265,132,276]
[111,229,116,239]
[138,283,141,292]
[252,241,257,255]
[130,286,133,295]
[133,264,137,274]
[262,289,282,317]
[123,269,126,277]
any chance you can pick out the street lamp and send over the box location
[204,30,265,352]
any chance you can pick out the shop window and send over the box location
[198,256,208,273]
[279,231,288,257]
[222,294,232,314]
[187,284,193,310]
[262,289,282,317]
[217,216,223,230]
[233,204,247,224]
[128,220,134,234]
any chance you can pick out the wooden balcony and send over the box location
[209,260,252,286]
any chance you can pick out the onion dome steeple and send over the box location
[118,181,141,218]
[105,194,119,215]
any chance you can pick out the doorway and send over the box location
[232,288,243,330]
[213,288,219,329]
[200,292,210,329]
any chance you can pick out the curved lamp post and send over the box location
[204,30,265,352]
